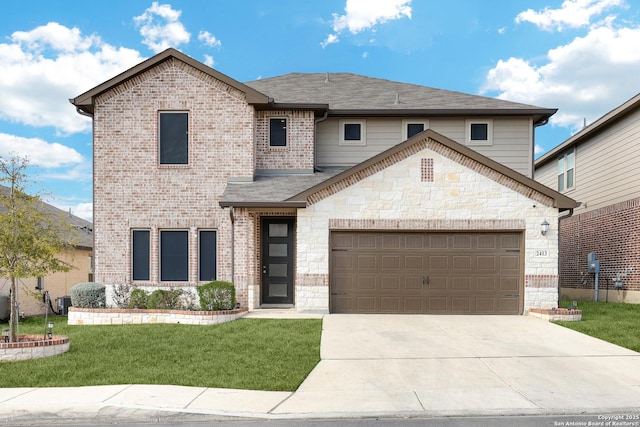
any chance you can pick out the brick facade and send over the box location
[559,197,640,300]
[255,111,315,171]
[93,57,254,307]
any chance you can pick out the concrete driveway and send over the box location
[273,314,640,416]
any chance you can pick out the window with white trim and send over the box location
[402,119,429,140]
[339,120,366,146]
[465,119,493,146]
[557,148,575,192]
[269,117,287,147]
[199,230,217,282]
[160,230,189,282]
[159,111,188,165]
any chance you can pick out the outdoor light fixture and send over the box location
[540,220,550,236]
[2,328,8,343]
[47,322,54,340]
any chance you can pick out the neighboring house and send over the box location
[535,92,640,304]
[0,186,93,318]
[71,48,575,315]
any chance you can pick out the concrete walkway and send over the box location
[1,312,640,424]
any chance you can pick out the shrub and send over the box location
[181,289,198,311]
[112,283,132,309]
[128,288,149,309]
[70,282,106,309]
[198,281,235,311]
[147,289,183,310]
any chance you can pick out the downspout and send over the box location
[556,207,576,306]
[532,117,549,178]
[229,206,235,285]
[314,111,329,172]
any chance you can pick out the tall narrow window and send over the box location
[269,118,287,147]
[159,112,188,165]
[199,230,217,282]
[160,230,188,281]
[132,230,150,281]
[557,148,575,192]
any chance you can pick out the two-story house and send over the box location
[535,92,640,304]
[71,48,576,315]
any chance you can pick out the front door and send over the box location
[261,217,295,305]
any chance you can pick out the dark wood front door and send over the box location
[261,217,295,305]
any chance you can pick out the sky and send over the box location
[1,0,639,222]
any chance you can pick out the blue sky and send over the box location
[1,0,639,221]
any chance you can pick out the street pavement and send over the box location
[1,311,640,424]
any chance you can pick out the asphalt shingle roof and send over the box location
[245,73,551,113]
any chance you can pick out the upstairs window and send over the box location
[269,118,287,147]
[159,112,188,165]
[557,148,575,192]
[465,119,493,146]
[339,120,366,146]
[402,120,429,140]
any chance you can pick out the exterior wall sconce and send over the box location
[541,220,550,236]
[47,322,54,339]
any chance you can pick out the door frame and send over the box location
[260,216,296,306]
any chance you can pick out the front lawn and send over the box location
[555,301,640,352]
[0,316,322,391]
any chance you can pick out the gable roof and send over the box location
[70,48,270,115]
[245,73,556,124]
[536,92,640,168]
[221,129,577,211]
[0,186,93,249]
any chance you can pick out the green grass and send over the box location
[0,316,322,391]
[555,301,640,352]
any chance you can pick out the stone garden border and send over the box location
[0,335,70,362]
[68,307,248,325]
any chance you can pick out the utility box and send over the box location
[587,252,600,273]
[57,296,72,315]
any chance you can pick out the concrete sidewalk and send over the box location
[1,313,640,424]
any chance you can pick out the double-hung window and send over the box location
[557,148,575,192]
[132,230,150,281]
[269,118,287,147]
[159,112,188,165]
[160,230,189,282]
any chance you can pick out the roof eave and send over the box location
[327,108,557,120]
[70,48,270,114]
[219,200,307,208]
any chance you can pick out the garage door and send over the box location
[330,231,522,314]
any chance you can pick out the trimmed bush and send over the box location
[198,281,235,311]
[128,288,149,309]
[147,289,183,310]
[70,282,106,308]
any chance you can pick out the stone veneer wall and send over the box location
[559,197,640,302]
[0,336,69,362]
[68,307,246,325]
[93,57,254,308]
[295,140,560,312]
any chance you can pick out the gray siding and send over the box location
[536,109,640,213]
[316,117,534,176]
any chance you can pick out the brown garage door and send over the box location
[330,231,522,314]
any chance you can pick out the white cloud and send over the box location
[0,133,83,168]
[203,54,214,67]
[0,23,144,134]
[516,0,625,31]
[324,0,411,46]
[534,144,545,155]
[134,1,190,53]
[198,31,221,47]
[48,200,93,222]
[482,23,640,132]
